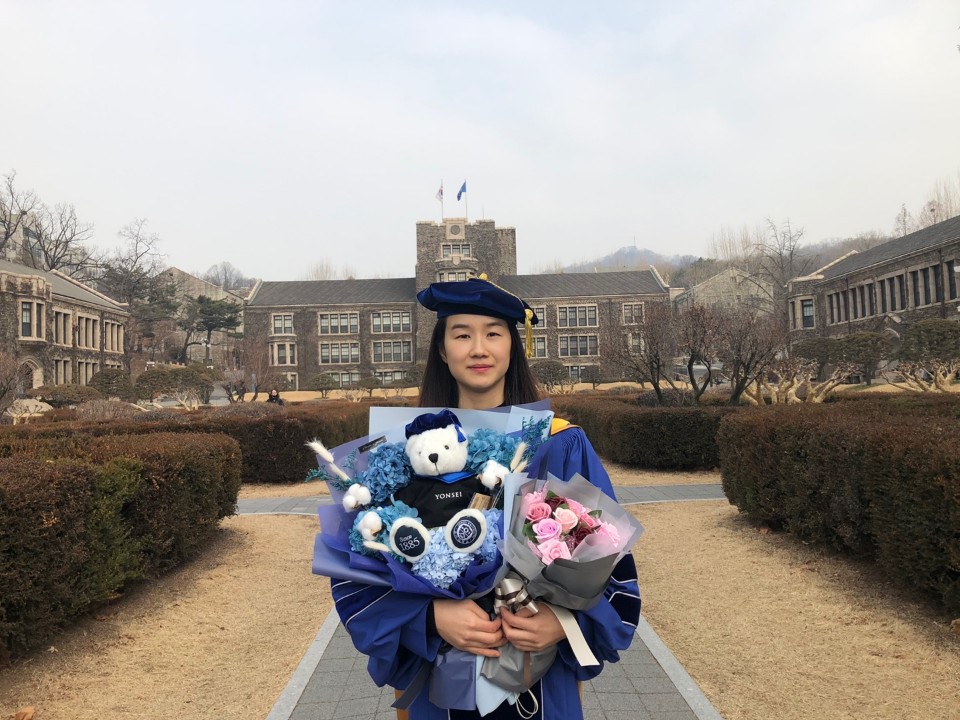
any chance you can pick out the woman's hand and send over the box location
[433,599,505,657]
[500,604,566,653]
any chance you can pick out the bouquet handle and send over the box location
[551,606,598,667]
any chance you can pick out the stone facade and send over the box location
[153,267,246,368]
[0,259,129,391]
[244,218,672,388]
[785,215,960,344]
[673,267,775,314]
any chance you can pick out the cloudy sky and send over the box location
[2,1,959,281]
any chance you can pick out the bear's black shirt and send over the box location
[393,474,487,528]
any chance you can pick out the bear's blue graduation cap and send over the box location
[417,274,540,357]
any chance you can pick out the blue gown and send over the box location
[331,426,641,720]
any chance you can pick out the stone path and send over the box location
[240,485,727,720]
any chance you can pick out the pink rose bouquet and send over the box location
[522,489,618,565]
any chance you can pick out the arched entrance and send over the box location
[16,359,43,395]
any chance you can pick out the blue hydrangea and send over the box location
[477,509,502,563]
[412,528,475,589]
[353,442,413,503]
[348,500,420,557]
[465,428,521,474]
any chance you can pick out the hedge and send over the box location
[0,432,241,661]
[0,401,370,484]
[550,396,736,470]
[718,403,960,613]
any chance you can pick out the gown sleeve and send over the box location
[331,579,444,689]
[527,426,642,681]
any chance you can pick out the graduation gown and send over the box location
[331,425,641,720]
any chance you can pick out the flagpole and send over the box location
[440,179,444,220]
[465,186,469,223]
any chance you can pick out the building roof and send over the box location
[0,259,128,313]
[500,270,666,299]
[818,214,960,281]
[246,270,668,307]
[247,277,418,307]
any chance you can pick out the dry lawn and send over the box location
[3,485,959,720]
[633,501,960,720]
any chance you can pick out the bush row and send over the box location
[1,402,370,484]
[718,404,960,613]
[550,396,736,470]
[0,432,241,662]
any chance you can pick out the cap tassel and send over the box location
[524,308,534,358]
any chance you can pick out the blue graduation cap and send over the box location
[417,275,540,357]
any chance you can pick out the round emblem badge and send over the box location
[389,518,430,561]
[444,509,487,554]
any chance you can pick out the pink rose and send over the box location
[525,501,553,523]
[536,538,571,565]
[577,512,600,530]
[564,499,586,515]
[553,507,579,533]
[532,518,562,543]
[594,521,621,547]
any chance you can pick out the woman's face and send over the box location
[439,314,512,409]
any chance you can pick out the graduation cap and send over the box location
[417,274,539,357]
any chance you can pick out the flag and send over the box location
[436,184,443,202]
[457,181,467,201]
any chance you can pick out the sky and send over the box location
[2,1,959,282]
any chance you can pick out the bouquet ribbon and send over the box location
[492,574,599,669]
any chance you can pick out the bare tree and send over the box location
[716,305,784,404]
[0,170,39,257]
[743,357,855,405]
[676,303,722,403]
[301,259,357,280]
[202,261,255,291]
[233,334,284,401]
[27,202,99,279]
[97,219,179,367]
[0,350,22,416]
[606,301,678,405]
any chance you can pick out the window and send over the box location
[622,303,644,325]
[371,311,411,334]
[880,284,887,313]
[897,274,907,310]
[76,315,98,349]
[375,370,406,385]
[20,301,45,339]
[558,334,598,357]
[318,312,359,335]
[933,265,944,303]
[522,336,547,358]
[270,342,297,366]
[790,301,797,329]
[921,268,931,305]
[272,313,294,335]
[948,260,958,300]
[801,299,814,329]
[441,243,471,258]
[886,277,896,311]
[285,373,299,391]
[21,302,32,337]
[627,333,642,355]
[558,305,597,328]
[334,370,361,387]
[841,290,849,321]
[372,340,412,363]
[54,311,72,346]
[531,306,547,327]
[319,342,359,364]
[910,270,920,307]
[859,286,867,317]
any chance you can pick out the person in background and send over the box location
[266,388,284,405]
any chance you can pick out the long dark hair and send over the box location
[418,317,542,408]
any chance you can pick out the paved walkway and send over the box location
[240,485,727,720]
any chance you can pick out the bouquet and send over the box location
[311,403,555,712]
[479,473,643,700]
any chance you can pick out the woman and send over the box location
[332,277,640,719]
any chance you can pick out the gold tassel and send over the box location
[524,308,534,358]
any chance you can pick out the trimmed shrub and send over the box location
[0,432,241,660]
[88,369,136,400]
[0,401,370,484]
[551,396,734,470]
[718,403,960,613]
[26,384,103,408]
